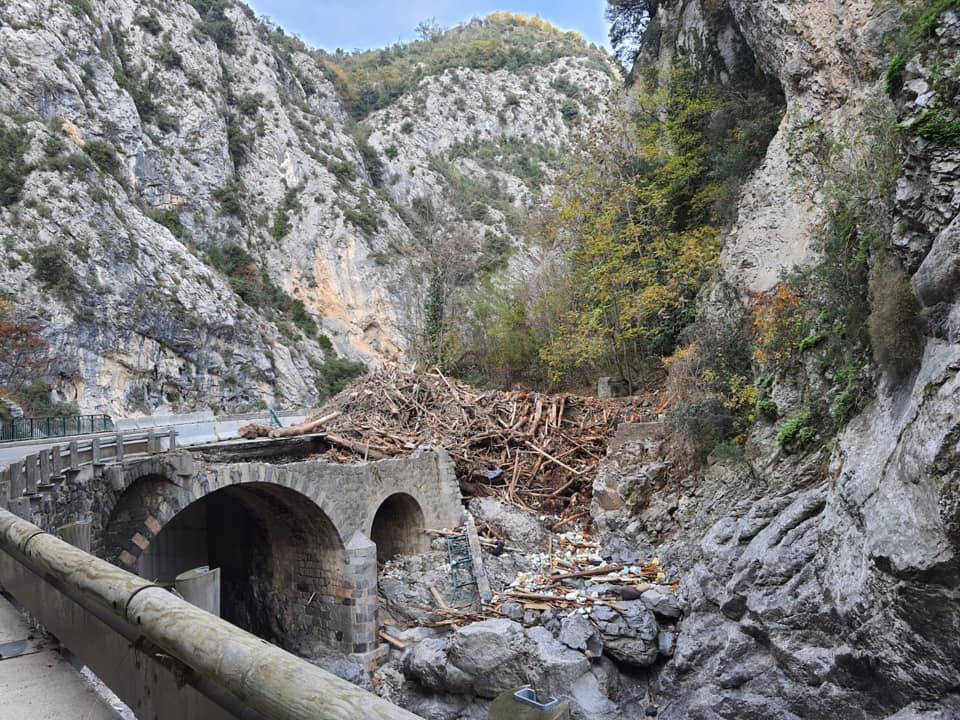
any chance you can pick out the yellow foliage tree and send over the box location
[541,68,732,387]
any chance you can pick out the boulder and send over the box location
[402,638,454,692]
[402,619,596,702]
[447,620,526,696]
[500,601,524,622]
[591,601,659,667]
[526,626,592,699]
[559,613,604,657]
[640,586,683,620]
[569,657,629,720]
[467,497,549,552]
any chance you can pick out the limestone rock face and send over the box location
[587,4,960,719]
[0,2,614,414]
[719,0,900,293]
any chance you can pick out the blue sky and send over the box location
[245,1,610,53]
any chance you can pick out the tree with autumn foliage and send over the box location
[0,298,49,393]
[0,297,66,424]
[540,66,764,388]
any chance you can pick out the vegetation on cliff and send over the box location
[318,13,612,119]
[438,57,783,394]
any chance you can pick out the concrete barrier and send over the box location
[0,509,421,720]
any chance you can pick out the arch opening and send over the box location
[105,480,345,651]
[370,493,427,563]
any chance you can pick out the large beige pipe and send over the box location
[0,510,420,720]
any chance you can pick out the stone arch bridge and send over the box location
[20,439,461,663]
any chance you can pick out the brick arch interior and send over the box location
[370,492,427,563]
[104,478,348,653]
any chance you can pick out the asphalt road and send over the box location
[0,412,307,468]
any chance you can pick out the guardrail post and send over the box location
[115,432,125,462]
[91,437,102,465]
[147,431,158,454]
[9,462,24,499]
[39,449,51,485]
[169,427,177,450]
[0,467,9,508]
[50,445,64,479]
[25,454,39,494]
[68,440,80,471]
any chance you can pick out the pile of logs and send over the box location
[330,368,638,515]
[240,368,640,516]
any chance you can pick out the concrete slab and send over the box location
[0,593,120,720]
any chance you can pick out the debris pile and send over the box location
[401,527,672,631]
[307,368,639,515]
[496,531,667,612]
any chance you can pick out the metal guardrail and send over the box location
[0,510,420,720]
[0,414,114,443]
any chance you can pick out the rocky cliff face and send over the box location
[592,2,960,718]
[0,2,613,415]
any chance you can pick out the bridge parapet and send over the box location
[1,429,462,672]
[0,508,421,720]
[0,429,177,530]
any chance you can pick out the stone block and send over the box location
[598,376,630,398]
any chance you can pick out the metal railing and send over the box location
[0,414,114,443]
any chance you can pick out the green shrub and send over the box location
[44,153,93,177]
[227,123,254,167]
[385,145,399,160]
[152,208,183,238]
[909,0,960,41]
[904,108,960,147]
[315,355,366,396]
[213,179,244,216]
[70,0,95,21]
[31,244,78,302]
[777,409,817,450]
[469,201,488,221]
[316,333,333,351]
[798,332,826,353]
[270,186,302,239]
[83,140,122,180]
[868,257,924,380]
[343,200,380,236]
[235,92,263,117]
[0,126,29,207]
[291,299,317,337]
[327,158,355,185]
[190,0,237,52]
[478,231,511,273]
[757,397,779,420]
[207,242,252,276]
[43,135,66,158]
[355,136,385,186]
[134,13,162,35]
[885,54,906,96]
[551,75,581,99]
[155,44,183,69]
[16,382,80,418]
[113,66,158,123]
[560,99,580,125]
